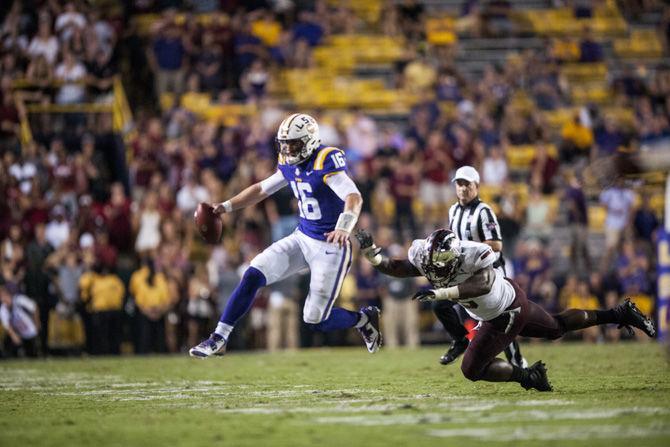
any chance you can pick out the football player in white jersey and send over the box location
[356,228,656,391]
[190,113,381,358]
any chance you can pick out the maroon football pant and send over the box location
[461,279,565,381]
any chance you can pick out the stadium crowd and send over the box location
[0,0,667,358]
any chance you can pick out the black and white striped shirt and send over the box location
[448,197,504,268]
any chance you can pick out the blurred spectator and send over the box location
[0,281,39,358]
[420,130,453,227]
[27,18,59,65]
[176,173,210,217]
[134,190,162,254]
[346,109,379,161]
[529,143,559,194]
[578,26,603,63]
[292,10,325,47]
[354,260,382,310]
[390,143,420,241]
[266,277,300,352]
[130,257,171,354]
[560,113,593,164]
[25,222,53,354]
[565,279,600,342]
[79,263,124,355]
[55,2,87,42]
[481,146,508,186]
[0,84,20,152]
[524,187,555,241]
[86,49,117,103]
[194,30,225,93]
[234,19,264,77]
[564,172,591,273]
[593,116,626,159]
[240,59,269,104]
[149,22,186,97]
[616,239,650,296]
[599,180,635,271]
[633,195,659,244]
[104,182,133,253]
[54,50,87,104]
[186,263,215,350]
[396,0,425,40]
[45,205,71,250]
[380,239,419,348]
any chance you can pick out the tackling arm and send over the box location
[354,229,422,278]
[412,266,495,302]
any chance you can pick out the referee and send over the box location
[434,166,527,368]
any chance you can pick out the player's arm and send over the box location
[324,171,363,247]
[412,266,495,302]
[354,229,421,278]
[483,240,502,252]
[213,170,287,215]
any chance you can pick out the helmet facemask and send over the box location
[421,229,461,283]
[277,136,309,165]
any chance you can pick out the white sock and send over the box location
[215,322,233,341]
[355,312,369,329]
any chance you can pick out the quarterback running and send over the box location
[355,228,656,391]
[190,113,381,358]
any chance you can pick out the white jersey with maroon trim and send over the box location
[408,239,515,321]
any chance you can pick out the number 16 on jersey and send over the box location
[290,181,322,220]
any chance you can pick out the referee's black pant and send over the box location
[432,301,469,340]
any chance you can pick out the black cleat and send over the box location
[616,299,656,338]
[520,361,553,392]
[439,337,470,365]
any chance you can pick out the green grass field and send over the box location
[1,343,669,447]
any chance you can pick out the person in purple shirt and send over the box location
[149,23,185,97]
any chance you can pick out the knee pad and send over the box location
[303,303,325,325]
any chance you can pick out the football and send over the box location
[194,202,222,244]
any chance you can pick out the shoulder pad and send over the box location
[314,147,346,172]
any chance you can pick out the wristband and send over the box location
[222,200,233,213]
[434,286,460,301]
[335,211,358,234]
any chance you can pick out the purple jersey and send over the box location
[277,145,348,241]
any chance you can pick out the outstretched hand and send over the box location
[354,229,374,250]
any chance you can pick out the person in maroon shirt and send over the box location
[421,130,454,227]
[530,143,560,194]
[390,143,420,241]
[103,182,133,253]
[0,86,20,152]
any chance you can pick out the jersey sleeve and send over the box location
[472,244,496,271]
[314,147,347,176]
[477,206,502,241]
[407,239,426,274]
[260,169,288,195]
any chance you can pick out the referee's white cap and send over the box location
[452,166,480,184]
